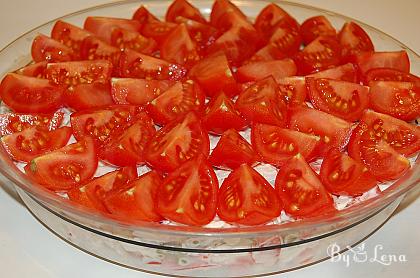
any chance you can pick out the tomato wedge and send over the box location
[320,149,377,196]
[161,23,200,68]
[348,110,420,157]
[70,105,139,145]
[276,77,307,105]
[236,76,287,127]
[218,163,282,225]
[363,68,420,86]
[15,61,47,78]
[210,0,247,29]
[65,82,114,111]
[1,126,72,162]
[209,128,257,170]
[110,27,157,55]
[166,0,206,23]
[146,80,205,126]
[157,154,218,226]
[266,23,302,57]
[288,106,353,155]
[84,16,142,44]
[31,34,75,63]
[235,59,297,83]
[145,112,209,173]
[251,123,321,167]
[307,78,370,121]
[68,167,137,213]
[80,36,121,68]
[338,21,374,59]
[354,51,410,75]
[111,78,173,105]
[307,63,358,83]
[294,36,342,75]
[24,137,98,191]
[0,111,63,136]
[275,154,334,218]
[99,112,156,166]
[300,15,336,45]
[132,5,159,24]
[118,49,187,81]
[369,81,420,121]
[202,92,248,134]
[247,43,287,63]
[174,16,219,52]
[0,73,64,113]
[188,52,238,97]
[51,20,92,54]
[104,171,163,222]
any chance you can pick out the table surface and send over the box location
[0,1,418,277]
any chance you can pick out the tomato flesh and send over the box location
[308,63,358,83]
[235,58,297,83]
[15,62,47,78]
[84,16,142,44]
[51,20,92,54]
[80,36,122,69]
[0,111,63,136]
[31,34,75,63]
[363,68,420,86]
[166,0,206,23]
[254,3,297,39]
[110,27,157,55]
[355,51,410,75]
[276,76,307,105]
[338,21,374,59]
[65,82,114,111]
[300,15,336,45]
[218,163,282,225]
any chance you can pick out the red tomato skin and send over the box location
[300,15,336,45]
[363,68,420,86]
[157,154,219,226]
[1,126,72,162]
[254,3,297,39]
[251,123,321,167]
[51,20,92,54]
[275,154,334,218]
[308,63,358,83]
[202,92,249,135]
[217,163,283,225]
[104,171,163,222]
[65,82,114,111]
[235,59,297,83]
[338,21,374,59]
[31,34,75,63]
[79,36,122,69]
[15,61,47,78]
[132,5,159,24]
[210,0,247,29]
[166,0,206,23]
[0,73,64,113]
[145,112,210,173]
[188,52,238,97]
[320,149,377,196]
[369,81,420,121]
[354,51,410,75]
[209,129,257,170]
[110,27,157,55]
[276,77,307,105]
[306,78,370,122]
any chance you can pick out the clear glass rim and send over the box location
[0,0,419,241]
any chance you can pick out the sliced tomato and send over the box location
[70,105,139,145]
[247,43,287,63]
[141,19,177,45]
[275,154,334,218]
[157,154,218,226]
[79,36,121,68]
[307,63,358,83]
[287,106,353,155]
[99,112,156,166]
[300,16,336,45]
[110,27,157,55]
[267,24,302,57]
[0,111,63,136]
[132,5,159,24]
[252,123,321,167]
[188,52,238,97]
[174,16,219,52]
[51,20,92,54]
[348,110,420,157]
[45,60,113,88]
[294,36,342,75]
[235,59,297,83]
[160,23,200,68]
[202,92,248,134]
[15,62,47,78]
[68,167,137,213]
[31,34,75,63]
[354,51,410,75]
[146,80,205,125]
[1,126,72,162]
[118,49,186,81]
[276,76,307,105]
[0,73,63,113]
[209,128,257,170]
[24,137,98,191]
[307,78,370,122]
[145,112,210,173]
[110,78,173,105]
[254,3,298,39]
[210,0,247,29]
[338,21,374,59]
[320,149,377,196]
[104,171,163,222]
[218,163,282,225]
[363,68,420,86]
[84,16,142,44]
[235,76,287,127]
[65,82,114,111]
[369,81,420,121]
[166,0,206,23]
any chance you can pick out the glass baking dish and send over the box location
[0,1,418,277]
